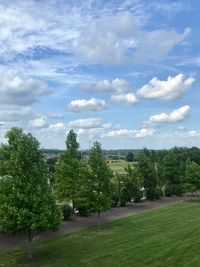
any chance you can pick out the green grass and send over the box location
[1,201,200,266]
[108,161,135,172]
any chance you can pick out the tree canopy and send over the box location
[0,128,61,260]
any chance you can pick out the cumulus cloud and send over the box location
[101,128,156,138]
[84,78,130,94]
[76,12,191,65]
[0,70,51,106]
[68,98,106,112]
[187,130,200,137]
[111,93,138,105]
[144,105,190,127]
[137,74,195,100]
[29,116,48,128]
[68,118,102,129]
[49,123,66,131]
[40,123,66,136]
[0,106,33,122]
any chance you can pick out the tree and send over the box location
[137,151,158,200]
[183,160,200,195]
[74,161,92,216]
[111,172,127,207]
[66,129,79,158]
[0,128,61,260]
[55,130,81,212]
[88,141,112,230]
[125,151,134,162]
[124,164,143,203]
[162,151,185,196]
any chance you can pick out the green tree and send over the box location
[88,141,112,230]
[55,130,81,211]
[137,151,158,200]
[75,161,92,216]
[0,128,61,260]
[125,151,134,162]
[124,164,143,203]
[183,160,200,195]
[66,129,79,158]
[162,151,185,196]
[111,172,126,207]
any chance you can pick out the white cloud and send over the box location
[48,113,64,120]
[101,128,156,138]
[0,106,33,121]
[49,123,66,131]
[137,74,195,100]
[178,56,200,66]
[144,105,190,126]
[111,93,138,105]
[68,118,102,129]
[68,98,106,112]
[29,116,48,128]
[41,123,66,136]
[0,70,51,106]
[76,11,190,65]
[135,128,156,138]
[0,1,191,69]
[187,130,200,137]
[96,78,130,94]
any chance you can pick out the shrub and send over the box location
[146,188,157,200]
[78,206,89,217]
[133,189,143,203]
[155,188,163,199]
[173,184,183,196]
[60,204,73,221]
[165,185,173,197]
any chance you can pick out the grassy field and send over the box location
[1,201,200,267]
[107,161,135,172]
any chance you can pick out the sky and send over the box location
[0,0,200,150]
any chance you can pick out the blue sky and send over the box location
[0,0,200,149]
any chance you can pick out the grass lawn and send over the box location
[1,201,200,266]
[107,161,135,172]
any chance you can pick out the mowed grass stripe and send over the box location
[1,202,200,267]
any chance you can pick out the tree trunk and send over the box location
[27,230,33,261]
[97,210,101,231]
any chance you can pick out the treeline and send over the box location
[0,127,200,260]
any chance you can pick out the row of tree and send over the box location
[0,128,113,259]
[1,127,200,260]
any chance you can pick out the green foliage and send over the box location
[0,128,61,259]
[46,157,58,174]
[111,172,127,207]
[65,129,79,158]
[155,188,163,199]
[137,150,158,200]
[59,203,73,221]
[55,130,81,211]
[164,185,173,197]
[125,151,134,162]
[88,142,113,227]
[75,162,92,216]
[183,160,200,193]
[162,150,185,185]
[123,164,143,203]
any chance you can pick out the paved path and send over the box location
[0,196,187,252]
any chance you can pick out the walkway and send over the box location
[0,196,187,252]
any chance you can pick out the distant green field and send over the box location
[1,201,200,267]
[107,161,135,172]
